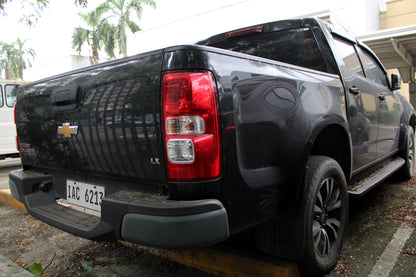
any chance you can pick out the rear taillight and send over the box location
[162,71,221,180]
[14,102,17,125]
[14,102,20,153]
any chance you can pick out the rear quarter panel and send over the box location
[163,46,348,232]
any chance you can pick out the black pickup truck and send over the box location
[9,18,415,275]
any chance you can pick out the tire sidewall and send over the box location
[302,156,348,275]
[404,126,415,178]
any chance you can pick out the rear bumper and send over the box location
[9,169,230,249]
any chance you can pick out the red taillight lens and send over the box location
[14,101,20,153]
[162,71,221,180]
[14,101,17,125]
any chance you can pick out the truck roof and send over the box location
[197,18,328,46]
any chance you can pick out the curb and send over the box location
[0,189,34,277]
[158,248,300,277]
[0,255,33,277]
[0,189,25,210]
[0,189,300,277]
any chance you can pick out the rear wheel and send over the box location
[300,156,348,276]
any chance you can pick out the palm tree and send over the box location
[0,39,35,80]
[0,42,13,79]
[98,0,156,57]
[12,38,36,80]
[72,10,116,64]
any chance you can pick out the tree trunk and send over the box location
[122,32,127,57]
[92,49,99,64]
[5,63,11,80]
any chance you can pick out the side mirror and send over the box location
[391,73,401,90]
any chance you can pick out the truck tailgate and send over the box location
[16,51,166,184]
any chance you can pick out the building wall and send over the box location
[380,0,416,29]
[24,55,92,82]
[380,0,416,102]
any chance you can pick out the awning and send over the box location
[358,25,416,83]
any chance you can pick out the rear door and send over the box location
[356,45,401,159]
[332,36,379,170]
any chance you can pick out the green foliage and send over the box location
[81,260,94,273]
[18,0,50,28]
[97,0,156,57]
[0,0,50,27]
[74,0,88,8]
[97,269,107,277]
[72,9,116,64]
[1,0,88,27]
[73,0,156,61]
[80,260,107,277]
[27,260,43,277]
[0,38,36,80]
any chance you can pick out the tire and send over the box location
[399,125,415,180]
[300,156,348,276]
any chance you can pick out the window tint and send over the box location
[5,85,18,107]
[332,37,364,76]
[211,28,326,72]
[0,85,3,107]
[357,47,388,87]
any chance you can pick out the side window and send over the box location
[0,85,3,107]
[357,47,388,87]
[332,37,364,76]
[5,85,18,107]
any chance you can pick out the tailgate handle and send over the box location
[51,85,80,111]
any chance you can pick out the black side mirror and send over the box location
[391,73,401,90]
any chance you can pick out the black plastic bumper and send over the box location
[9,169,230,249]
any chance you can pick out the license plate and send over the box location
[66,180,105,212]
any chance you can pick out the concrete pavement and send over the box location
[0,158,21,190]
[0,254,33,277]
[0,158,33,276]
[0,158,300,277]
[0,186,300,277]
[2,157,414,276]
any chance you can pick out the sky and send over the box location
[0,0,380,71]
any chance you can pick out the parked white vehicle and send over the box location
[0,80,24,159]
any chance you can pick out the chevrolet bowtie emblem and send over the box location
[57,123,78,138]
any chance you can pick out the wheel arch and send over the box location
[253,123,352,263]
[399,109,416,154]
[309,123,352,182]
[409,113,416,131]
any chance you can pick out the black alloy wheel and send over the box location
[301,156,348,276]
[313,177,342,257]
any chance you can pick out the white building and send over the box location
[24,55,93,81]
[23,0,416,105]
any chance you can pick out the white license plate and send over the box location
[66,180,105,212]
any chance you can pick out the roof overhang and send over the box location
[358,25,416,83]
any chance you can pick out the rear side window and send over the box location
[0,85,3,107]
[211,28,326,72]
[332,37,364,76]
[5,85,18,107]
[357,47,388,87]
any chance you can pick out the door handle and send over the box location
[378,94,386,101]
[349,87,360,95]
